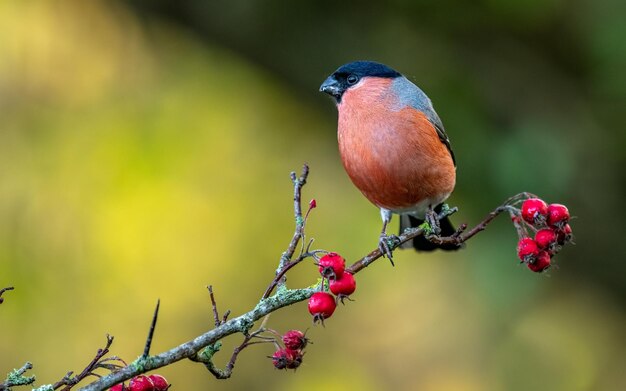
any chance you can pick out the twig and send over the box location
[53,335,118,390]
[207,285,230,327]
[200,326,274,380]
[420,196,533,249]
[208,285,221,327]
[262,250,324,299]
[0,286,14,305]
[222,310,231,324]
[347,194,535,273]
[0,362,35,391]
[262,165,317,299]
[271,164,310,291]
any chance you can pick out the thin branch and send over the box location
[201,327,274,380]
[53,335,116,390]
[0,362,35,391]
[262,250,324,299]
[207,285,231,327]
[271,164,310,291]
[424,206,508,247]
[262,164,316,299]
[222,310,231,324]
[423,196,534,248]
[346,194,532,274]
[208,285,222,327]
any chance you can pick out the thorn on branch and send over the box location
[0,286,14,305]
[143,300,161,359]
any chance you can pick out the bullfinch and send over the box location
[320,61,460,260]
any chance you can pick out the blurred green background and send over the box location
[1,1,624,390]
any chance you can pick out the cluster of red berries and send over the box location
[109,374,169,391]
[270,330,309,370]
[516,198,573,272]
[308,253,357,324]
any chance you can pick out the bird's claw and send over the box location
[378,234,400,266]
[425,209,441,236]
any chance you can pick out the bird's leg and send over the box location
[378,208,399,265]
[425,205,441,236]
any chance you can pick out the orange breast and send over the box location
[337,78,455,212]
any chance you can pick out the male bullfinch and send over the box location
[320,61,460,261]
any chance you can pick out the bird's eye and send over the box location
[346,74,359,85]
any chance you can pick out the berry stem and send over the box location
[511,210,530,239]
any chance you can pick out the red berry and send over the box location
[110,384,126,391]
[535,228,558,251]
[329,272,356,298]
[286,349,304,370]
[517,238,540,262]
[556,223,573,245]
[527,251,551,272]
[308,292,336,323]
[271,348,302,370]
[282,330,309,350]
[547,204,570,229]
[129,375,154,391]
[148,375,169,391]
[271,348,291,370]
[317,252,345,280]
[521,198,548,225]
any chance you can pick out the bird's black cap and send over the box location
[320,61,401,102]
[333,61,401,79]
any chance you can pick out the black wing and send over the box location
[432,120,456,167]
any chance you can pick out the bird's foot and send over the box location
[378,233,400,266]
[425,209,441,236]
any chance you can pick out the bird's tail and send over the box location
[399,205,461,252]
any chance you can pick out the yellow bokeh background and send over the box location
[1,1,624,390]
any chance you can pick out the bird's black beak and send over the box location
[319,76,343,100]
